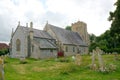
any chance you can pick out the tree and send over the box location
[109,0,120,48]
[89,34,96,43]
[65,26,71,30]
[89,0,120,53]
[0,49,8,56]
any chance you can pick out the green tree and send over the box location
[65,26,71,30]
[0,49,8,56]
[109,0,120,48]
[89,34,96,43]
[89,1,120,53]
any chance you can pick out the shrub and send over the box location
[0,49,8,56]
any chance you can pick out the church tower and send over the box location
[71,21,90,45]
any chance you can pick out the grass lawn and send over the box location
[4,54,120,80]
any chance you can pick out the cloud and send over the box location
[46,0,116,35]
[0,0,45,43]
[0,0,116,43]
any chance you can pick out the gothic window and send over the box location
[16,39,21,51]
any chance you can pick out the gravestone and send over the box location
[97,50,105,72]
[91,47,105,72]
[113,52,119,61]
[91,50,95,68]
[0,57,4,80]
[75,53,82,65]
[109,64,116,71]
[91,50,97,70]
[19,56,27,64]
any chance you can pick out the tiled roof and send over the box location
[21,26,57,49]
[34,38,57,49]
[22,27,53,39]
[46,24,87,46]
[0,43,9,50]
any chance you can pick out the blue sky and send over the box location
[0,0,116,43]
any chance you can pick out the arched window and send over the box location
[16,39,21,51]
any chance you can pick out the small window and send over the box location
[50,49,53,52]
[66,46,68,52]
[73,47,75,52]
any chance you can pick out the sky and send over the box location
[0,0,116,43]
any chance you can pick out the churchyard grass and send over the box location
[4,54,120,80]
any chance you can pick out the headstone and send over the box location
[0,57,4,80]
[96,47,105,72]
[109,64,116,71]
[91,50,97,70]
[19,56,27,64]
[91,50,95,68]
[109,53,111,55]
[114,52,119,60]
[20,56,25,61]
[97,51,105,72]
[75,54,82,65]
[91,47,105,71]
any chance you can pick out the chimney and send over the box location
[26,23,28,27]
[29,22,33,40]
[11,28,14,38]
[18,21,20,27]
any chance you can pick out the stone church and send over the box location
[10,21,89,59]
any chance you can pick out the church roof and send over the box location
[22,27,53,39]
[46,24,87,46]
[34,38,57,49]
[22,26,57,49]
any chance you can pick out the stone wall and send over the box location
[31,41,57,59]
[11,26,27,58]
[63,45,77,56]
[30,41,40,59]
[40,49,57,59]
[63,45,87,56]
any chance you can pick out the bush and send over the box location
[113,48,120,53]
[0,49,8,56]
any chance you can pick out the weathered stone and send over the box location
[114,52,119,61]
[71,21,90,53]
[91,50,95,68]
[109,64,116,71]
[97,53,105,72]
[91,47,105,71]
[75,54,82,65]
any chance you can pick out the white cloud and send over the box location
[0,0,116,43]
[46,0,116,35]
